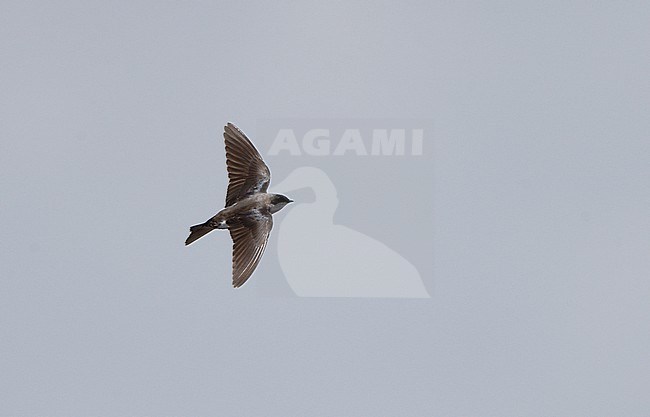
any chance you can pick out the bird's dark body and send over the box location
[190,194,279,233]
[212,194,275,227]
[185,123,292,287]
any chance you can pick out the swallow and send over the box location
[185,123,293,287]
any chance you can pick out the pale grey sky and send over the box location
[1,1,649,416]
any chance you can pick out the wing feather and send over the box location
[223,123,271,207]
[228,210,273,288]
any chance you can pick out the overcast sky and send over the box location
[1,2,649,416]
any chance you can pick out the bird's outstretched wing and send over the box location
[223,123,271,207]
[228,209,273,288]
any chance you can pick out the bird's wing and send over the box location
[228,209,273,288]
[223,123,271,207]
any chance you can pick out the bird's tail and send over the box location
[185,222,214,246]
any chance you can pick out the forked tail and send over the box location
[185,222,214,246]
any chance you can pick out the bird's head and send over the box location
[269,194,293,213]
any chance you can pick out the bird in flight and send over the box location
[185,123,293,287]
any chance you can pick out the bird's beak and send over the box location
[288,199,294,203]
